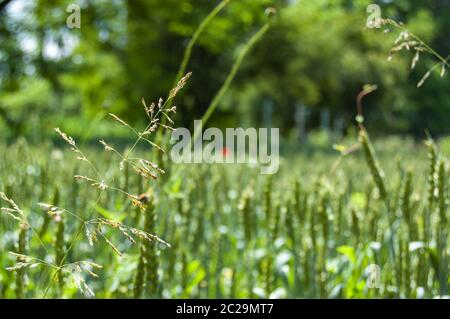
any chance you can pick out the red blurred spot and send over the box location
[221,147,230,157]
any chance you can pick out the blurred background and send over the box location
[0,0,449,145]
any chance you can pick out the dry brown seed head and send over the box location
[137,193,150,204]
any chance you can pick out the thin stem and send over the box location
[193,22,271,143]
[169,0,230,110]
[41,190,105,298]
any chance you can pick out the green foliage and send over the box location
[0,135,449,298]
[1,0,448,136]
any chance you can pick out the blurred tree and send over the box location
[0,0,448,139]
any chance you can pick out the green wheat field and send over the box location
[0,131,448,298]
[0,0,449,299]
